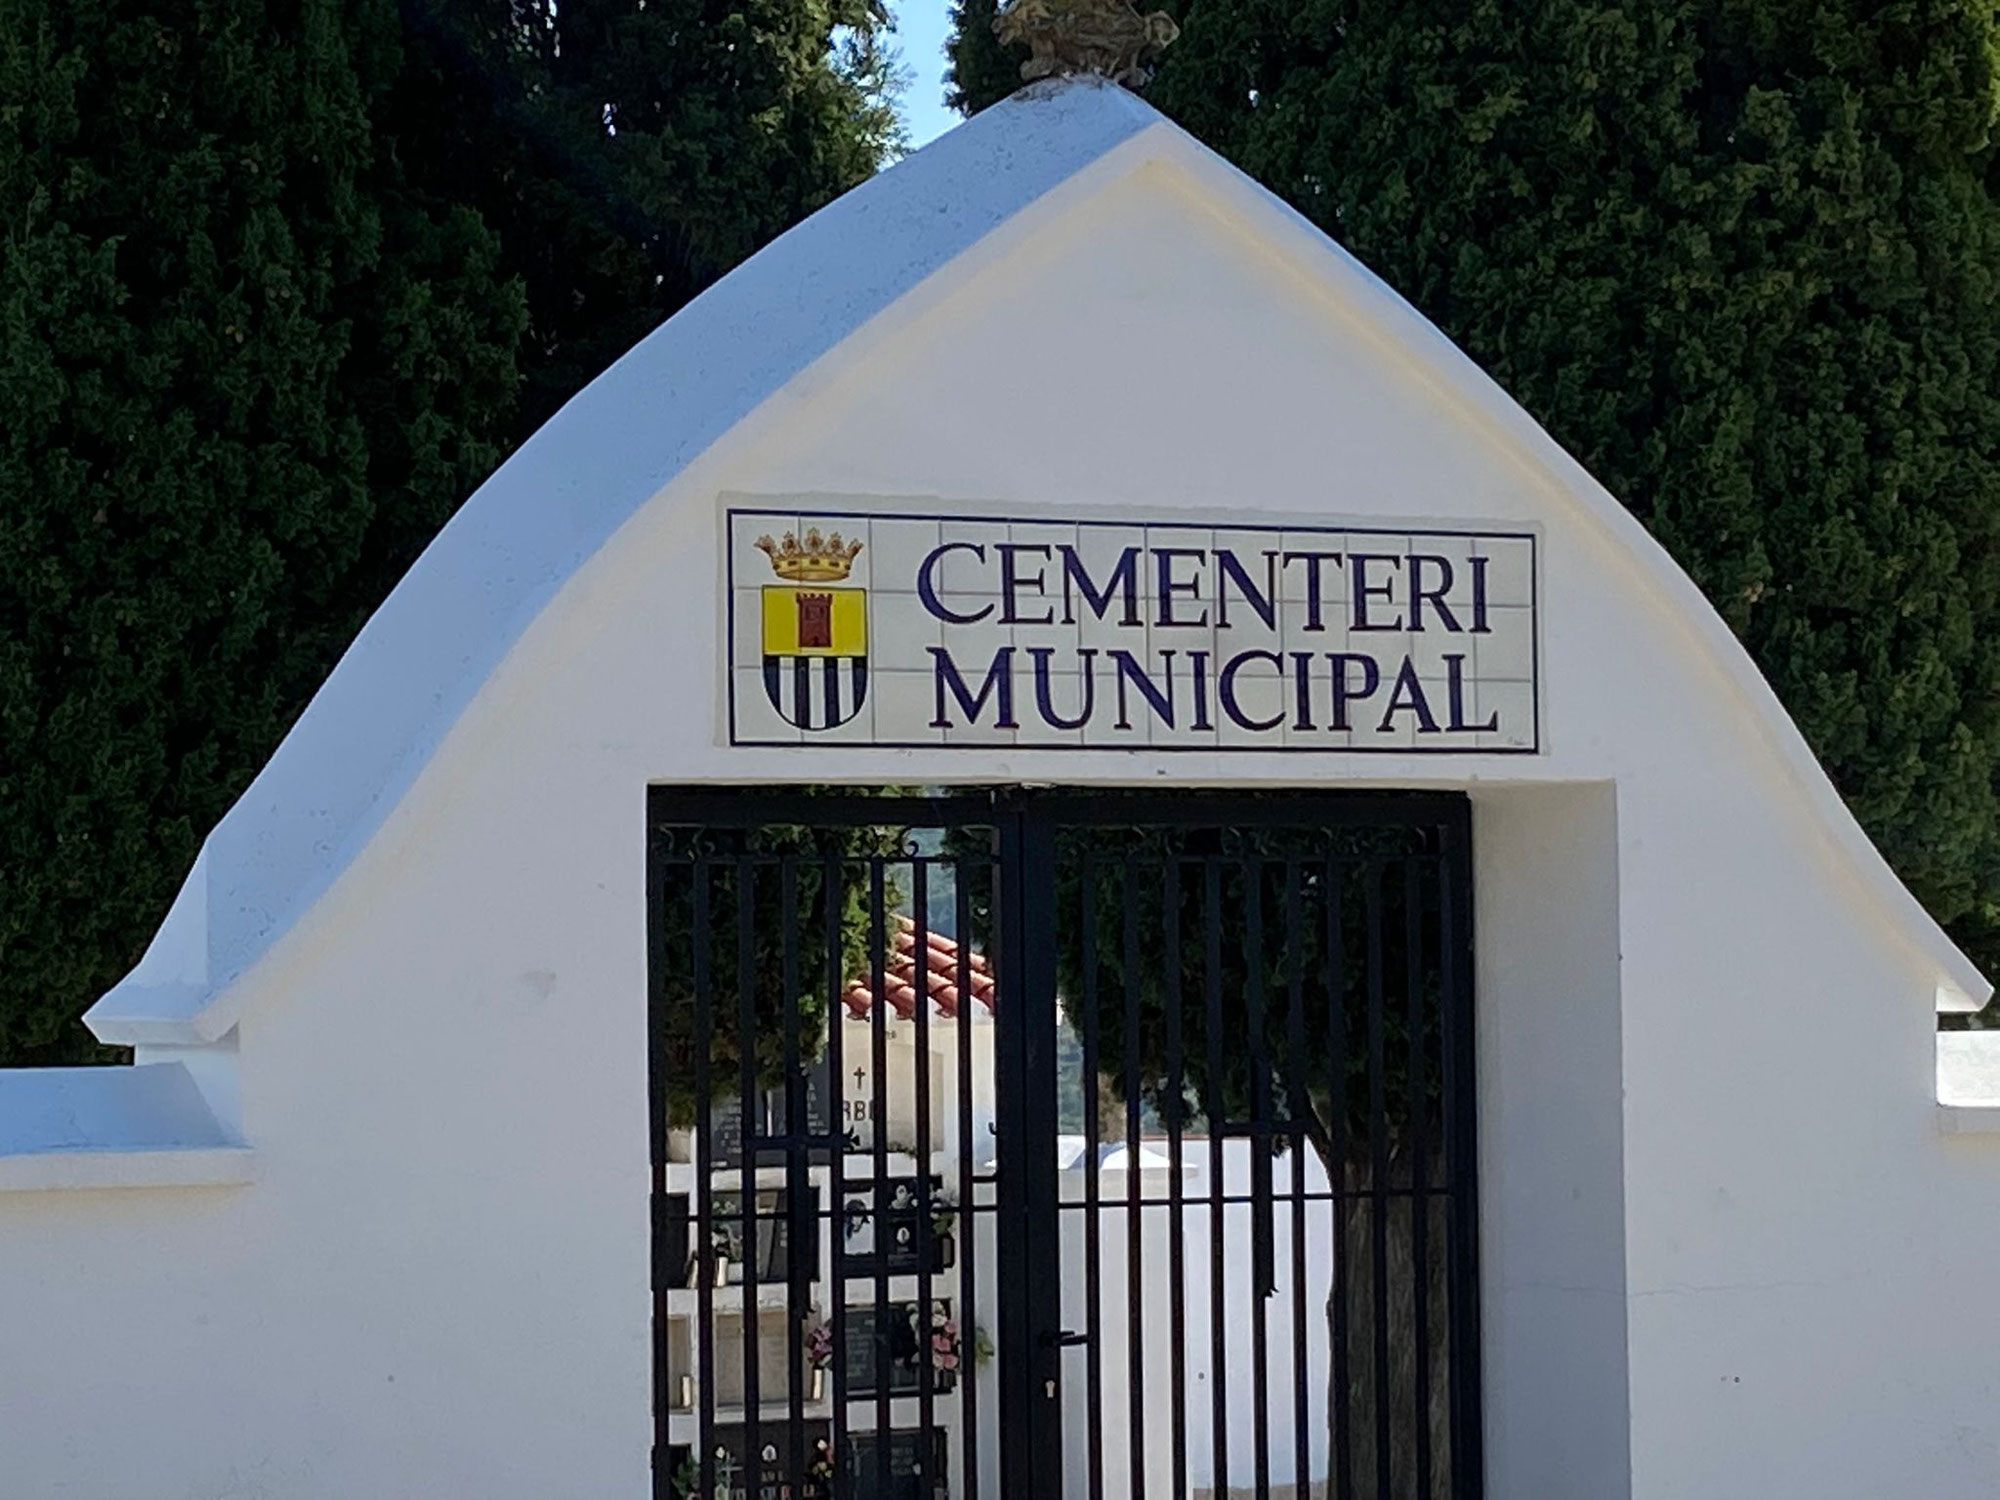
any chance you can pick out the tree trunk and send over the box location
[1326,1146,1452,1499]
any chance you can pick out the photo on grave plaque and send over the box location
[840,1301,956,1397]
[840,1176,952,1277]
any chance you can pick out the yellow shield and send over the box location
[760,585,869,730]
[761,586,868,656]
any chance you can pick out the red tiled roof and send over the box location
[842,916,996,1020]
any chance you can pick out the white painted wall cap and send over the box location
[1937,1031,2000,1129]
[82,75,1989,1047]
[0,1060,251,1190]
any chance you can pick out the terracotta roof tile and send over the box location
[842,915,995,1020]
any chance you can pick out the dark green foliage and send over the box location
[387,0,904,442]
[0,0,526,1063]
[0,0,901,1064]
[955,2,2000,982]
[941,808,1442,1159]
[1047,824,1439,1161]
[654,818,911,1128]
[945,0,1022,116]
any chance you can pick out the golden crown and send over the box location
[755,527,864,583]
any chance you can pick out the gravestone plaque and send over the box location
[711,1188,820,1281]
[699,1421,833,1500]
[841,1302,955,1397]
[840,1175,953,1277]
[843,1429,949,1500]
[709,1055,838,1169]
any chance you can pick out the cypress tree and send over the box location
[0,0,526,1062]
[952,6,2000,1472]
[953,1,2000,977]
[0,0,903,1064]
[385,0,904,442]
[946,0,1022,117]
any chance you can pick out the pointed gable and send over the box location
[85,76,1987,1050]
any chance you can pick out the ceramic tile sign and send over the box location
[724,506,1539,753]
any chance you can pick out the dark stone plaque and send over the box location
[843,1429,949,1500]
[675,1421,833,1500]
[660,1192,692,1289]
[708,1055,838,1169]
[840,1302,952,1397]
[840,1175,954,1277]
[710,1187,821,1281]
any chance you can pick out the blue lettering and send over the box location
[998,543,1054,625]
[1059,545,1142,625]
[1281,551,1342,631]
[1110,649,1175,729]
[1349,554,1403,632]
[1218,649,1284,732]
[1408,554,1461,632]
[1215,549,1279,630]
[1290,652,1316,730]
[1155,548,1208,627]
[929,646,1017,728]
[917,542,993,625]
[1327,653,1381,730]
[1029,646,1096,729]
[1445,654,1498,732]
[1379,658,1440,733]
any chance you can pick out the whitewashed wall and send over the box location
[2,83,1997,1500]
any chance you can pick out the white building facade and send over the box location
[2,77,1999,1499]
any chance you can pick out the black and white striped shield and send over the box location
[762,653,869,730]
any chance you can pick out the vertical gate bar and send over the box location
[1365,859,1392,1494]
[1202,855,1230,1500]
[647,834,669,1498]
[1244,856,1273,1500]
[868,856,892,1498]
[1079,852,1106,1500]
[1284,858,1311,1500]
[824,854,849,1500]
[1439,817,1483,1499]
[912,858,937,1498]
[1162,855,1190,1500]
[995,814,1029,1500]
[693,863,717,1500]
[1025,809,1064,1498]
[995,803,1063,1500]
[1122,854,1148,1500]
[737,861,762,1499]
[955,850,981,1500]
[1405,858,1433,1498]
[1325,855,1353,1500]
[781,856,807,1499]
[820,856,844,1500]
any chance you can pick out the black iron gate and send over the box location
[650,790,1479,1500]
